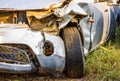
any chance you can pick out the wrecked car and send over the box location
[0,0,117,78]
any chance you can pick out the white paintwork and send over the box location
[0,36,3,43]
[0,26,65,57]
[0,62,33,72]
[0,25,65,72]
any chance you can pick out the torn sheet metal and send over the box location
[54,1,88,29]
[54,1,87,17]
[53,1,109,55]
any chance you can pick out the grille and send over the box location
[0,45,30,64]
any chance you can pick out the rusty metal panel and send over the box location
[0,12,15,23]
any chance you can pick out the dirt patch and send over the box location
[0,73,86,81]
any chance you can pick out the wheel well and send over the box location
[59,22,84,47]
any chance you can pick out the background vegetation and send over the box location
[84,27,120,81]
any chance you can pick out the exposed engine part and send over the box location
[0,11,15,24]
[17,11,29,25]
[28,13,59,35]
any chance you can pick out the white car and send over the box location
[0,0,117,78]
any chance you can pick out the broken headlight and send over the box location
[43,40,54,56]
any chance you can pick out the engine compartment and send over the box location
[0,11,59,35]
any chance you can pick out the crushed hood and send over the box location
[0,0,64,10]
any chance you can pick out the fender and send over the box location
[0,26,65,72]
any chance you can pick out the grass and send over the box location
[84,27,120,81]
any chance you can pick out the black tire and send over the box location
[62,27,84,78]
[106,9,116,41]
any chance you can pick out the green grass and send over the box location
[84,27,120,81]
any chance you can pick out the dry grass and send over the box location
[84,27,120,81]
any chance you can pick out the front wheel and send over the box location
[62,27,84,78]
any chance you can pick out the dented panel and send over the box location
[0,0,117,73]
[0,26,65,72]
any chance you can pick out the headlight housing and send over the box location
[42,40,54,56]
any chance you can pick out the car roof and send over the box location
[0,0,63,10]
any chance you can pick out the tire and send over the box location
[62,27,84,78]
[107,9,116,41]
